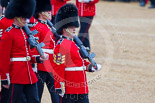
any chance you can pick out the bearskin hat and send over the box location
[0,0,10,7]
[54,3,79,34]
[34,0,51,19]
[5,0,36,19]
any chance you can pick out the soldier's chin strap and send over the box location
[65,28,75,37]
[17,17,25,26]
[41,12,51,20]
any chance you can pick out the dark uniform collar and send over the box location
[12,24,22,29]
[63,36,73,41]
[27,22,38,27]
[38,19,47,24]
[0,15,5,20]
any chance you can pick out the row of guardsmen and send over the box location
[0,0,101,103]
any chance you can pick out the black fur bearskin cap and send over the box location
[54,3,79,34]
[5,0,36,19]
[34,0,51,19]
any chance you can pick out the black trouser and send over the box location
[150,0,155,5]
[0,83,27,103]
[37,71,60,103]
[61,94,89,103]
[78,16,94,50]
[140,0,145,3]
[7,83,39,103]
[0,86,9,103]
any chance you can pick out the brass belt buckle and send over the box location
[83,66,85,70]
[26,56,30,61]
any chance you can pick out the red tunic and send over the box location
[53,37,90,94]
[76,0,99,17]
[0,25,38,84]
[0,16,13,81]
[0,73,7,81]
[0,16,13,30]
[29,20,55,73]
[51,0,70,16]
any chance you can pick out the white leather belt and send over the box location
[10,56,31,62]
[42,49,53,54]
[65,66,86,71]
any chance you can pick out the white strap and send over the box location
[42,49,53,54]
[65,66,86,71]
[32,55,40,57]
[10,56,31,62]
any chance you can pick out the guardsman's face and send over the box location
[67,26,76,34]
[63,26,76,38]
[41,11,51,21]
[19,18,27,25]
[14,17,26,27]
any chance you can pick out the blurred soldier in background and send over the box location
[76,0,99,51]
[0,0,13,103]
[0,0,12,33]
[139,0,155,8]
[139,0,148,6]
[149,0,155,8]
[51,0,70,24]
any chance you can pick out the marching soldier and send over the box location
[0,1,13,103]
[53,3,101,103]
[29,0,60,102]
[51,0,70,24]
[76,0,99,51]
[0,0,49,102]
[0,12,27,103]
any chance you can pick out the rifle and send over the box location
[46,20,98,70]
[23,24,45,58]
[73,35,98,70]
[46,19,61,38]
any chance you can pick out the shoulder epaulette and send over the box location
[57,38,64,45]
[5,26,13,32]
[0,15,5,20]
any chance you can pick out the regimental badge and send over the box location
[54,53,65,65]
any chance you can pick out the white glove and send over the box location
[56,82,65,97]
[91,64,102,72]
[32,66,38,73]
[1,73,10,89]
[40,53,49,61]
